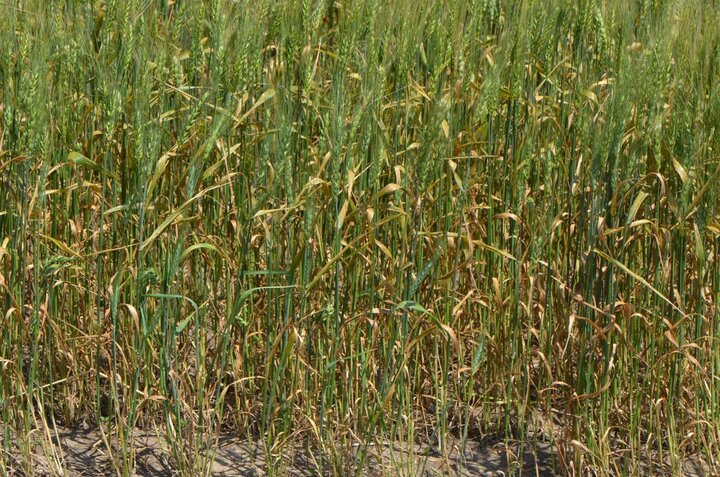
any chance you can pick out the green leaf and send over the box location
[175,316,192,334]
[180,242,227,261]
[396,301,429,313]
[68,151,99,172]
[471,339,485,373]
[144,293,199,336]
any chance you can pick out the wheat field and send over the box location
[1,0,719,475]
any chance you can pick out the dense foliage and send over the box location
[1,0,719,475]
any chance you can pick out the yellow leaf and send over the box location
[441,120,450,139]
[232,88,276,131]
[626,191,648,224]
[440,323,458,346]
[336,199,349,230]
[672,158,688,184]
[378,183,401,196]
[123,303,140,333]
[375,240,393,260]
[38,234,83,259]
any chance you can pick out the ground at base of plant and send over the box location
[6,425,713,477]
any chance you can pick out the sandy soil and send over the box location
[5,425,712,476]
[8,425,559,476]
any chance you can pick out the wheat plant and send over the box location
[0,0,719,475]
